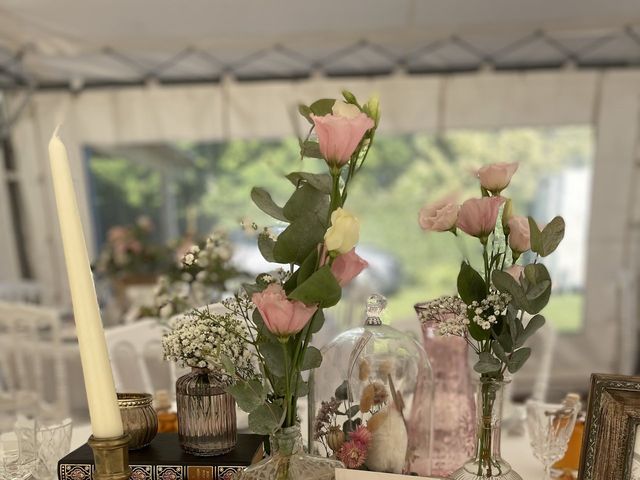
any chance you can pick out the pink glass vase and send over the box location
[415,302,476,477]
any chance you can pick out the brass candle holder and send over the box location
[88,434,132,480]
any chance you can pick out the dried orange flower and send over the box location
[359,384,375,413]
[359,359,371,381]
[372,382,388,405]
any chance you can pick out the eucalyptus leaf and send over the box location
[283,184,329,224]
[343,417,362,435]
[301,346,322,371]
[346,404,360,418]
[296,249,319,286]
[528,217,543,255]
[335,380,349,401]
[258,342,286,377]
[539,216,565,257]
[251,187,288,222]
[492,270,529,311]
[257,233,276,262]
[497,331,514,353]
[298,104,313,123]
[507,348,532,373]
[289,266,341,308]
[299,140,323,160]
[523,264,552,314]
[491,341,509,363]
[457,262,486,305]
[226,379,266,413]
[519,314,545,346]
[286,171,333,194]
[309,98,336,116]
[474,352,502,374]
[308,309,325,334]
[273,220,325,265]
[219,354,236,376]
[248,404,285,435]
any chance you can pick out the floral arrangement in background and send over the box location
[162,306,255,382]
[95,216,171,278]
[136,230,245,319]
[419,161,565,476]
[219,90,379,437]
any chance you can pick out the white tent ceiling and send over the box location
[1,0,640,90]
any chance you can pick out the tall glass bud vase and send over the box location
[176,368,237,456]
[415,302,475,477]
[451,378,522,480]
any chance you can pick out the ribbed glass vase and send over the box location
[451,378,522,480]
[237,425,343,480]
[176,368,237,456]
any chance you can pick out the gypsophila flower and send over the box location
[162,307,255,382]
[468,289,511,330]
[416,295,468,337]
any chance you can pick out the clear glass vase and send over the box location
[176,368,236,456]
[415,303,476,477]
[238,425,343,480]
[451,378,522,480]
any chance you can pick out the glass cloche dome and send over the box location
[308,294,434,476]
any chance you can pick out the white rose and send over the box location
[331,101,361,119]
[324,208,360,254]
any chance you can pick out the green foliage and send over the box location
[301,346,322,371]
[474,352,502,374]
[530,216,566,257]
[226,379,266,413]
[289,266,342,308]
[251,187,287,222]
[457,262,486,304]
[248,404,285,435]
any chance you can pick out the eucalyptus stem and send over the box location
[482,242,491,294]
[281,341,293,427]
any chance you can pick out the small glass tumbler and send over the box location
[0,426,37,480]
[33,418,73,480]
[525,400,579,480]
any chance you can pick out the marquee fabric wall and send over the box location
[4,68,640,388]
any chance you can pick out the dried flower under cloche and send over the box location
[309,294,435,476]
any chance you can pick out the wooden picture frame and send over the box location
[579,373,640,480]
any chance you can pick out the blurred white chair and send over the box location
[0,302,69,420]
[105,319,180,395]
[0,282,42,304]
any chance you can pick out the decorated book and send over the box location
[58,433,265,480]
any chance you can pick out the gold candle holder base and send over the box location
[88,434,132,480]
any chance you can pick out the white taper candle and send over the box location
[49,127,124,439]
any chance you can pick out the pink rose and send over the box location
[311,102,374,168]
[505,264,524,281]
[331,249,368,287]
[418,197,459,232]
[477,162,519,194]
[251,283,317,338]
[508,216,531,253]
[457,197,505,239]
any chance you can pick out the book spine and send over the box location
[58,463,246,480]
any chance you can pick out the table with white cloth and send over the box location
[69,413,542,479]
